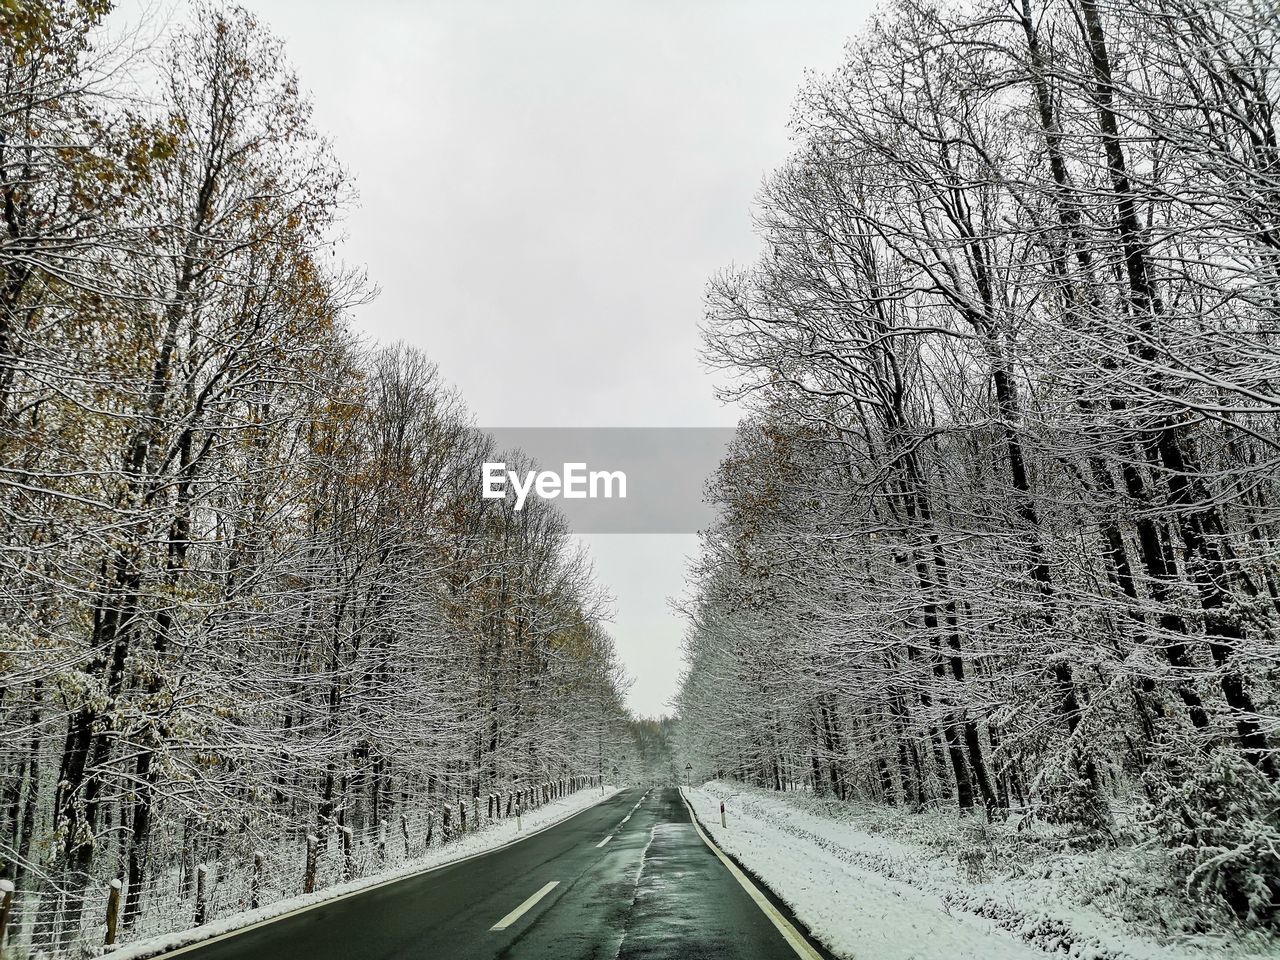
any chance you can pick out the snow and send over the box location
[100,787,619,960]
[683,784,1043,960]
[682,783,1277,960]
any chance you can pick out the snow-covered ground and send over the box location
[683,782,1277,960]
[101,786,620,960]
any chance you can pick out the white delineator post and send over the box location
[720,800,726,829]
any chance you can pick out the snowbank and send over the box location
[101,786,620,960]
[683,783,1276,960]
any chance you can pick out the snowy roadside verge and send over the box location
[683,784,1044,960]
[684,783,1274,960]
[102,786,620,960]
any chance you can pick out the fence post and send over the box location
[441,806,451,843]
[0,879,12,951]
[487,794,494,820]
[459,801,467,835]
[104,878,122,946]
[251,851,263,910]
[194,864,209,925]
[304,834,318,894]
[401,816,411,857]
[341,826,354,881]
[472,796,479,831]
[378,820,387,863]
[425,810,434,847]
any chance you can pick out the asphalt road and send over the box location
[164,787,827,960]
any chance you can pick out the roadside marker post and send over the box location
[720,801,726,828]
[341,825,354,881]
[194,865,209,926]
[304,834,319,894]
[251,851,263,909]
[105,878,122,946]
[0,879,13,951]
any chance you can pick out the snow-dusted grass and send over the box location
[100,786,619,960]
[684,782,1278,960]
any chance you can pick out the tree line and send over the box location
[677,0,1280,928]
[0,1,631,947]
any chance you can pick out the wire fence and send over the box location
[0,776,598,959]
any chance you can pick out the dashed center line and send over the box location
[490,880,560,931]
[596,834,614,848]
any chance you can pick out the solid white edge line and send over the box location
[489,880,560,931]
[595,834,613,848]
[678,788,824,960]
[127,788,630,960]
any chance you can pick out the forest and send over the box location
[0,2,634,952]
[676,0,1280,934]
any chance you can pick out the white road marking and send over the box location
[678,790,824,960]
[490,880,560,931]
[622,814,631,823]
[596,834,614,848]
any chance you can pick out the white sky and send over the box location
[116,0,873,716]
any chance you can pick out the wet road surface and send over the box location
[159,787,828,960]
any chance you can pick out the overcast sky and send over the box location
[118,0,873,716]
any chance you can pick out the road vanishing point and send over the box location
[151,787,831,960]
